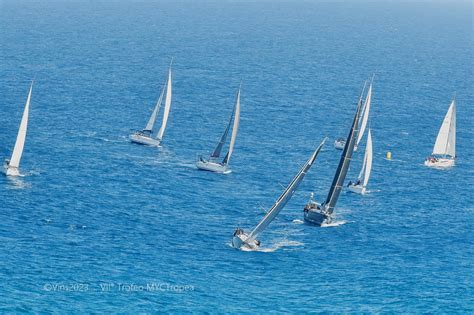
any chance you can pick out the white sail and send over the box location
[362,129,373,187]
[156,67,172,140]
[357,83,372,146]
[246,138,326,243]
[9,83,33,169]
[144,85,165,132]
[432,99,456,157]
[223,88,240,165]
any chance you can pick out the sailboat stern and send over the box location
[303,202,331,226]
[347,183,366,194]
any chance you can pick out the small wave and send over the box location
[292,219,304,224]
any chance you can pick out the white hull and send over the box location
[334,139,345,150]
[130,133,161,147]
[231,233,259,250]
[196,160,231,174]
[348,184,366,194]
[4,165,20,176]
[424,158,454,168]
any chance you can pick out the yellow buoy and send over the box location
[386,151,392,160]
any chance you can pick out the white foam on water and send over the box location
[321,220,347,227]
[292,219,304,224]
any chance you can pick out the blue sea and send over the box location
[1,0,473,312]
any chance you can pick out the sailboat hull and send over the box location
[129,133,161,147]
[347,184,366,194]
[334,139,345,150]
[424,158,454,168]
[4,166,20,177]
[196,160,231,174]
[232,233,259,250]
[303,206,331,226]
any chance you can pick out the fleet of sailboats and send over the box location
[424,97,456,168]
[196,86,241,174]
[130,62,173,147]
[232,138,326,250]
[4,82,33,177]
[304,88,364,226]
[4,71,461,252]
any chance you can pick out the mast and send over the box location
[9,82,33,169]
[156,64,172,140]
[222,86,241,165]
[323,87,364,214]
[246,138,326,243]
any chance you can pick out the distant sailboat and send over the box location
[232,138,326,250]
[4,82,33,177]
[305,88,364,226]
[130,61,172,147]
[196,86,241,174]
[425,96,456,168]
[334,79,372,150]
[348,128,373,194]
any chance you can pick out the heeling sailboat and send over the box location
[348,128,373,194]
[334,79,372,150]
[232,138,327,250]
[4,82,33,177]
[130,61,173,147]
[196,86,241,174]
[424,96,456,168]
[304,88,364,226]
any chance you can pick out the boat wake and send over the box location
[321,220,347,227]
[236,239,304,252]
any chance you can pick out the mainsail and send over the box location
[357,82,372,146]
[156,66,172,140]
[211,91,238,158]
[143,85,165,133]
[9,82,33,169]
[432,98,456,158]
[323,92,363,214]
[222,88,241,165]
[246,138,326,243]
[362,129,373,187]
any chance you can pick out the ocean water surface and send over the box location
[1,0,473,312]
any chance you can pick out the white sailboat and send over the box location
[196,86,241,174]
[4,82,33,177]
[334,79,372,150]
[232,138,326,250]
[305,87,364,226]
[425,97,456,168]
[348,128,373,194]
[130,62,172,147]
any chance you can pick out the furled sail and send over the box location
[9,82,33,169]
[246,138,326,243]
[156,67,172,140]
[222,87,241,165]
[432,99,456,157]
[323,93,363,214]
